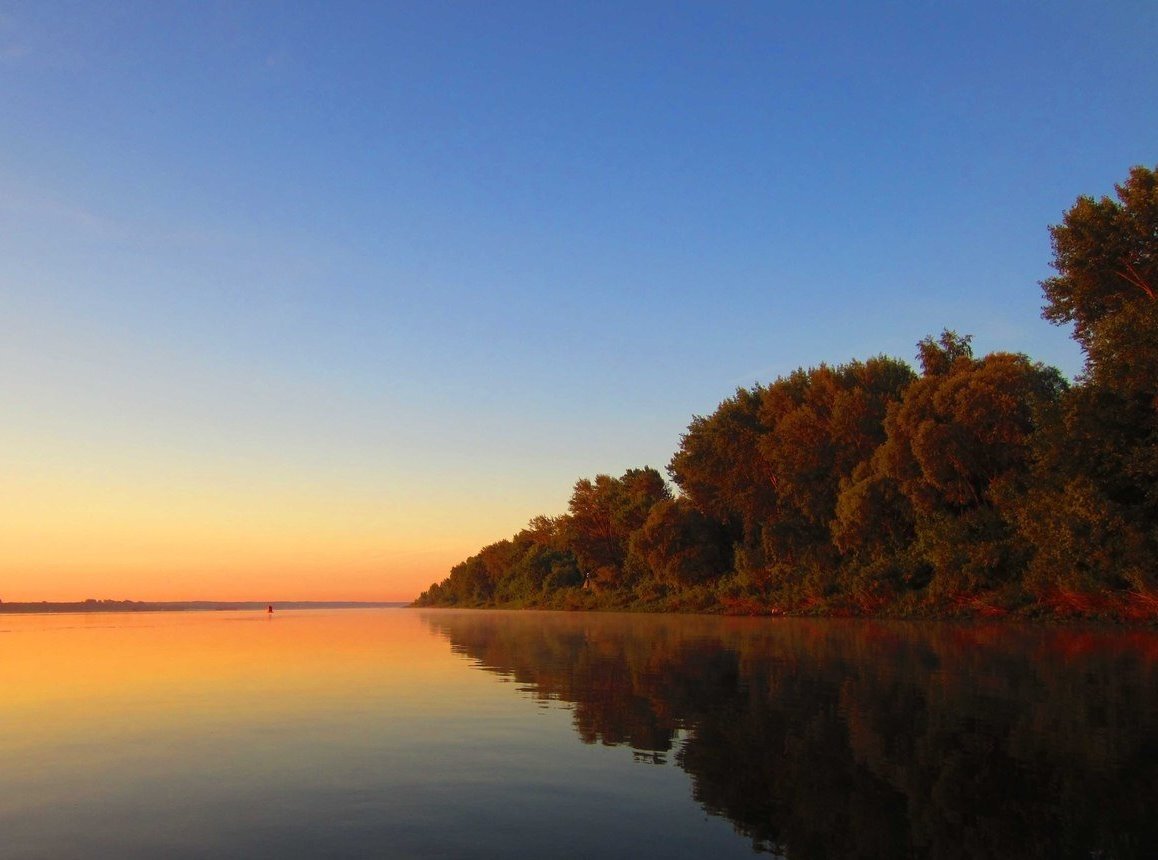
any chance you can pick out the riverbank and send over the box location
[413,583,1158,624]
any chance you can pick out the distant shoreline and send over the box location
[0,600,407,614]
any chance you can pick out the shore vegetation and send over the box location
[415,166,1158,621]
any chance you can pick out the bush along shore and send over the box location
[415,166,1158,622]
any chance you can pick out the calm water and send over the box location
[2,609,1156,858]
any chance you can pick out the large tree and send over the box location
[845,333,1066,597]
[668,358,915,597]
[1041,165,1157,360]
[1021,165,1158,601]
[564,467,672,589]
[758,357,914,539]
[631,498,732,588]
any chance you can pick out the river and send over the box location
[2,608,1155,857]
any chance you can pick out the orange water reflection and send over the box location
[0,609,458,750]
[5,608,1157,858]
[1,608,760,859]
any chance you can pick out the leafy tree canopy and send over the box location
[1042,164,1157,361]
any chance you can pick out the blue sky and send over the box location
[1,2,1155,599]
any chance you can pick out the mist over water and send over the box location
[2,608,1156,858]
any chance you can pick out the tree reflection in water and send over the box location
[422,611,1158,859]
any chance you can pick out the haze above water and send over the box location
[3,609,1156,858]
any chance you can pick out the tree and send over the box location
[869,336,1066,595]
[757,357,914,546]
[831,459,923,595]
[668,387,776,536]
[1041,165,1157,358]
[669,358,915,587]
[1023,165,1158,600]
[564,467,672,589]
[631,498,731,588]
[916,330,974,377]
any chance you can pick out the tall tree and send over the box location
[1041,165,1157,359]
[564,467,672,589]
[631,498,732,588]
[758,357,914,537]
[871,336,1066,596]
[668,387,778,576]
[668,387,775,533]
[1022,165,1158,601]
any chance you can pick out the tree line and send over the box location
[414,165,1157,620]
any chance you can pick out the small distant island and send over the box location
[0,599,404,614]
[415,165,1158,623]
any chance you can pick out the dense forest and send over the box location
[415,165,1157,620]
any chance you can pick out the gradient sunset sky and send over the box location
[2,2,1155,601]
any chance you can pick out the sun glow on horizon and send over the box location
[1,3,1149,605]
[0,466,516,602]
[0,408,573,601]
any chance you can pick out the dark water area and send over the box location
[423,611,1158,859]
[2,609,1155,858]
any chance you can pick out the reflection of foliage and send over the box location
[423,611,1158,858]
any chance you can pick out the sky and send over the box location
[1,2,1155,602]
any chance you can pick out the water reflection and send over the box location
[421,611,1158,858]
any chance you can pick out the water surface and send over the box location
[2,609,1156,858]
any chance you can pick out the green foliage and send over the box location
[668,387,775,538]
[631,498,732,587]
[666,357,914,587]
[832,463,913,559]
[916,330,973,377]
[867,346,1065,594]
[1023,164,1158,606]
[756,357,915,568]
[1041,165,1157,355]
[883,349,1065,513]
[415,166,1158,621]
[564,467,672,589]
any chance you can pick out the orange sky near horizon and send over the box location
[8,3,1142,610]
[0,458,552,602]
[0,554,452,603]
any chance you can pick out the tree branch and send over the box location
[1115,261,1155,300]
